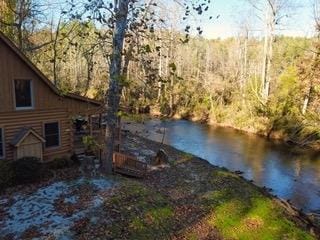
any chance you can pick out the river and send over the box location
[123,119,320,214]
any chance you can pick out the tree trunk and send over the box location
[17,1,24,50]
[302,85,312,115]
[242,32,248,101]
[84,53,94,96]
[169,74,174,116]
[121,43,134,105]
[52,18,61,86]
[102,0,129,174]
[157,31,163,103]
[169,31,174,115]
[261,29,268,98]
[302,52,317,115]
[261,5,275,101]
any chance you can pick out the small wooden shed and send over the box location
[10,128,46,161]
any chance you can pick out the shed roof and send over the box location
[11,127,45,147]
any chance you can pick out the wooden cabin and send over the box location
[0,31,104,162]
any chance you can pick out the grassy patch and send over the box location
[210,197,312,239]
[174,152,194,165]
[75,155,315,239]
[104,180,175,240]
[123,114,150,123]
[201,170,314,240]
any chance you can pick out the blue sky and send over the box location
[197,0,316,39]
[43,0,317,39]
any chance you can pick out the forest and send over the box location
[2,1,320,239]
[1,0,320,150]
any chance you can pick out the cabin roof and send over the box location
[11,127,46,147]
[0,31,102,107]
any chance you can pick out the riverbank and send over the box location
[133,111,320,151]
[106,132,320,239]
[195,118,319,151]
[123,118,320,213]
[0,131,319,239]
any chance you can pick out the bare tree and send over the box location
[237,14,252,104]
[314,0,320,33]
[0,0,48,51]
[301,0,320,115]
[69,0,212,174]
[247,0,295,100]
[102,0,130,173]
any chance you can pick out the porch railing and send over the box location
[112,152,147,178]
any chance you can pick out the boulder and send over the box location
[153,149,169,165]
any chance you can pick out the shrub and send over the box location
[12,157,43,184]
[0,160,15,191]
[70,154,80,166]
[47,157,74,170]
[82,135,101,154]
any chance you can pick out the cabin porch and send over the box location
[73,115,147,178]
[73,114,121,155]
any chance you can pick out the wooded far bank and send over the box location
[1,0,320,149]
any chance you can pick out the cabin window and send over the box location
[0,128,4,159]
[44,122,60,148]
[14,79,33,109]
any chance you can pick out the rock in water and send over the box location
[154,149,169,165]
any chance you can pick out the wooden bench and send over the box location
[113,152,147,178]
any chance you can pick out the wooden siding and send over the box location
[0,32,104,161]
[0,36,102,115]
[0,109,73,161]
[63,96,103,116]
[0,37,54,112]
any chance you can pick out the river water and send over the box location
[123,119,320,213]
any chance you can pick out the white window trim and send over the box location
[14,79,34,111]
[0,128,5,160]
[44,121,61,149]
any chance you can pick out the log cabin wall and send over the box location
[0,33,102,162]
[0,36,102,115]
[0,110,72,161]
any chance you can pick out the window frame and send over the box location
[43,121,61,149]
[0,127,5,160]
[13,79,34,110]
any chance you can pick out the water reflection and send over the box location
[124,119,320,213]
